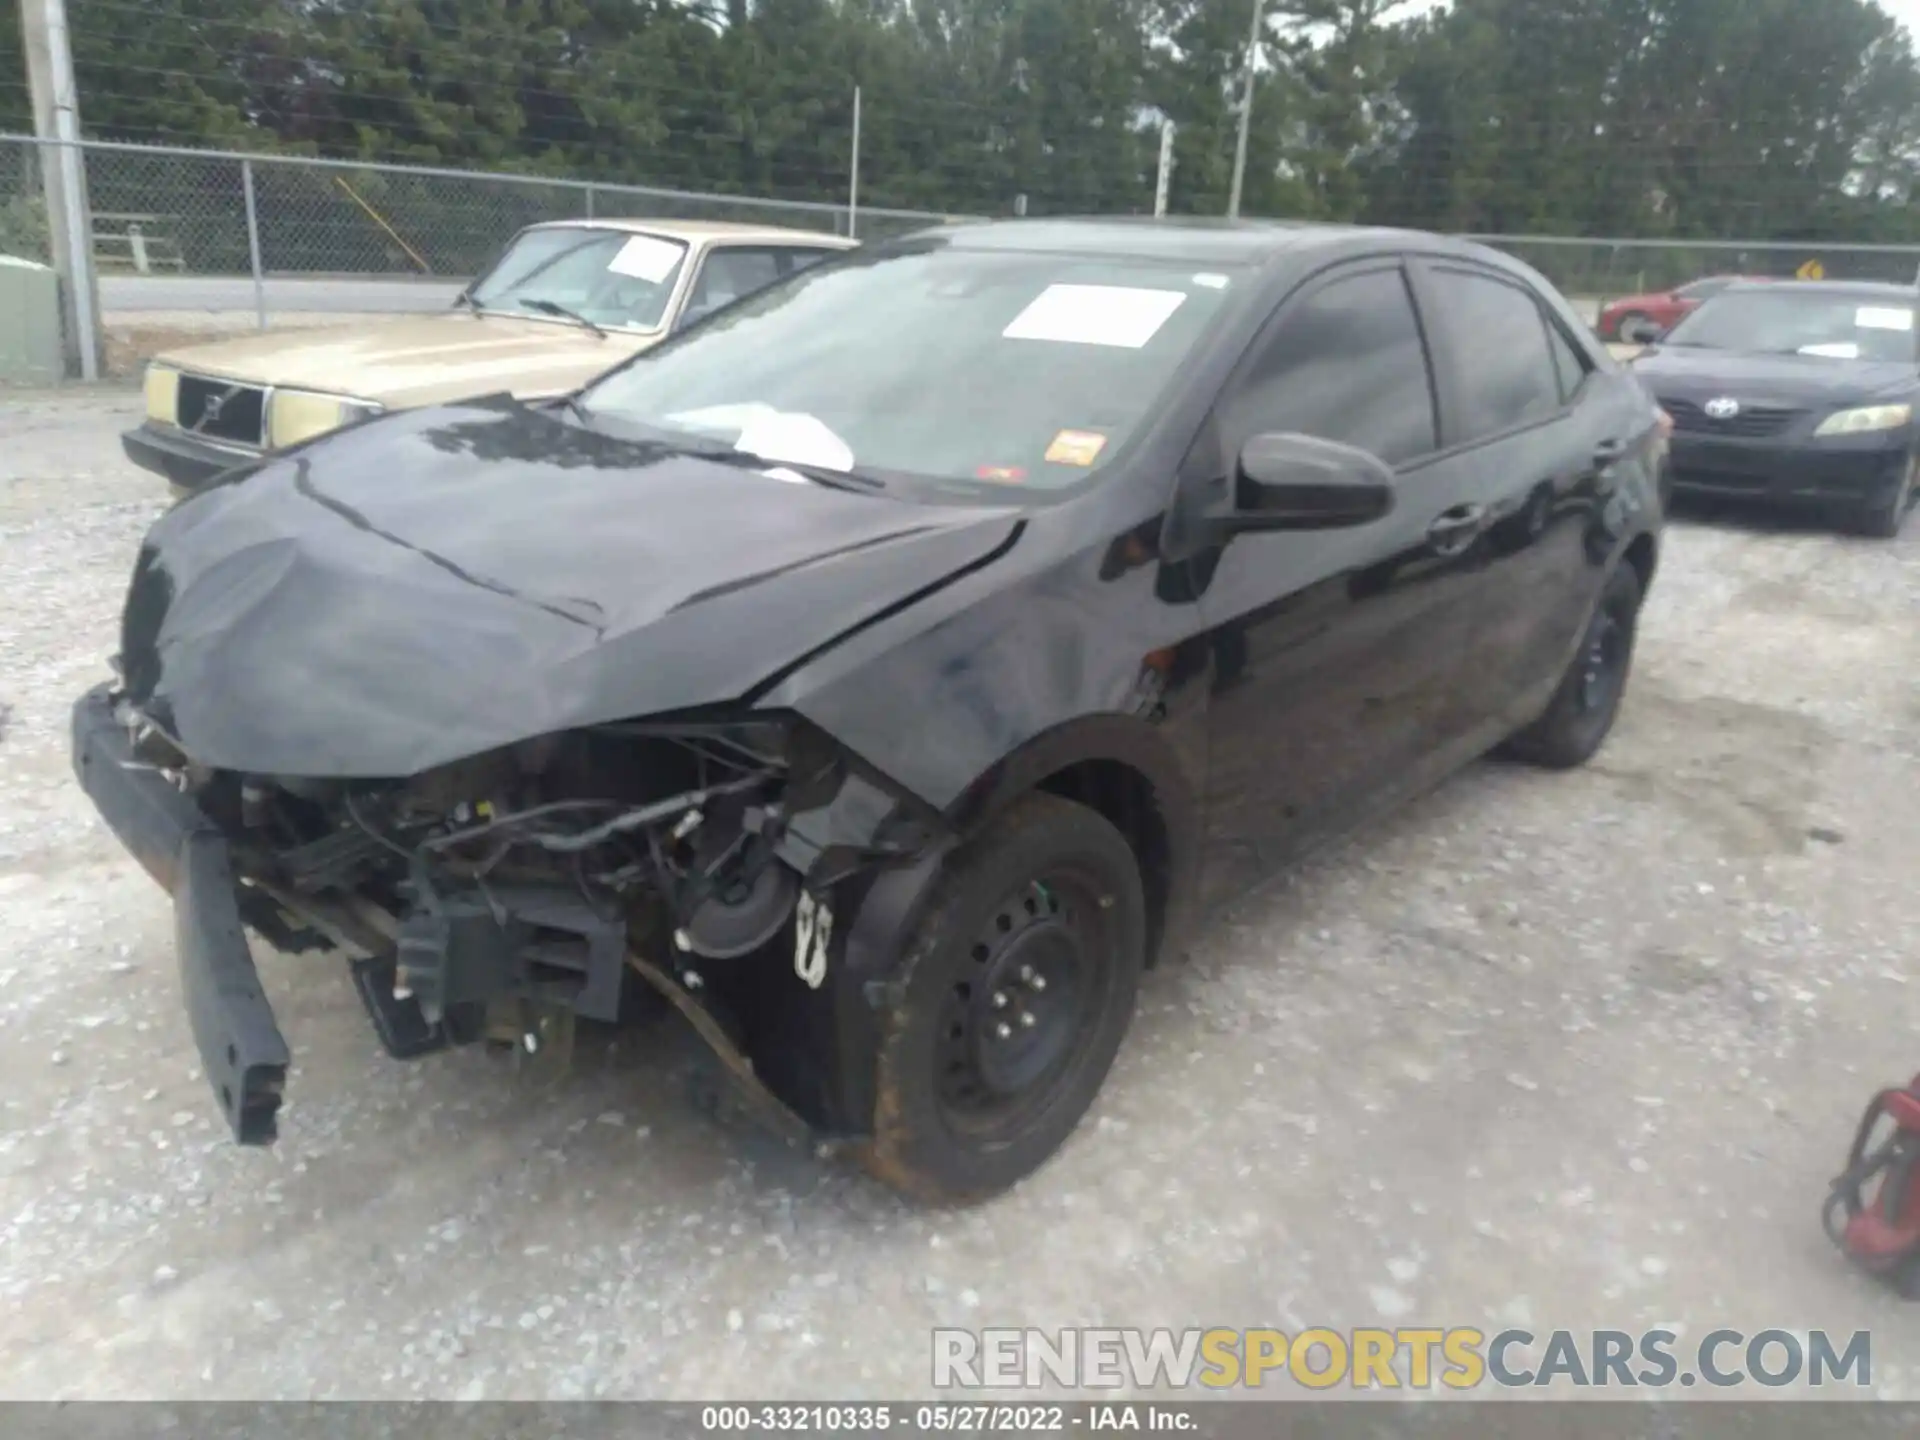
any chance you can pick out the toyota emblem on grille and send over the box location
[1704,396,1741,420]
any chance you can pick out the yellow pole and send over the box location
[334,176,431,273]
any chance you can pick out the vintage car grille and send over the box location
[1660,397,1802,439]
[175,374,268,448]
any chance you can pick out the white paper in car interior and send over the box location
[733,410,855,472]
[1002,284,1187,349]
[607,234,683,283]
[1856,306,1915,332]
[668,402,778,434]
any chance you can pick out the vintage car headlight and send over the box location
[1814,403,1913,437]
[267,389,384,449]
[143,364,180,425]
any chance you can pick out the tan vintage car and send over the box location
[124,218,858,492]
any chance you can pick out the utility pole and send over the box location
[1226,0,1264,221]
[19,0,101,379]
[848,85,862,240]
[1153,119,1175,218]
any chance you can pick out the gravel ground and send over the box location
[1,387,1918,1402]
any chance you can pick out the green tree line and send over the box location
[6,0,1920,241]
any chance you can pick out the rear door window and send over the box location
[1546,320,1592,403]
[776,246,840,275]
[1427,268,1566,442]
[683,247,789,325]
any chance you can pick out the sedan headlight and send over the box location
[1814,403,1913,437]
[267,389,384,449]
[143,364,180,424]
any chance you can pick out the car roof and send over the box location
[1721,278,1918,300]
[520,217,858,248]
[920,215,1476,268]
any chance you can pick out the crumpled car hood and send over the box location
[122,399,1022,777]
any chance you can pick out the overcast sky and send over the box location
[1386,0,1920,33]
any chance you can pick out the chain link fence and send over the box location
[9,132,1920,380]
[0,133,964,376]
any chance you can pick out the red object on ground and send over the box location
[1825,1074,1920,1296]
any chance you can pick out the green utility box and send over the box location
[0,254,63,385]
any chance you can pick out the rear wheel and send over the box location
[1612,309,1653,341]
[1856,454,1915,539]
[864,792,1146,1205]
[1501,562,1643,770]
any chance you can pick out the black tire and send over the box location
[1856,454,1915,539]
[1501,562,1643,770]
[1612,309,1652,341]
[864,792,1146,1205]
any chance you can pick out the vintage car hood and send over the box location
[155,312,656,408]
[120,399,1023,778]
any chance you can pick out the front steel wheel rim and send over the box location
[936,875,1106,1136]
[1578,608,1627,715]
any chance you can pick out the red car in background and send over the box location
[1597,274,1772,340]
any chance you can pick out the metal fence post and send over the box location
[1154,120,1175,217]
[241,158,266,331]
[585,182,595,220]
[22,0,101,379]
[1227,0,1264,220]
[848,84,861,240]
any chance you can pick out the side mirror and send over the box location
[1620,318,1664,346]
[1230,432,1395,531]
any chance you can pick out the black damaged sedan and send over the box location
[73,219,1664,1202]
[1629,279,1920,537]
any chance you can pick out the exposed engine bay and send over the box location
[111,693,942,1133]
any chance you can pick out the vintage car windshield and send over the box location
[578,244,1237,488]
[468,226,689,332]
[1663,289,1918,361]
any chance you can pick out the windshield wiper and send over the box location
[680,443,884,492]
[519,297,607,338]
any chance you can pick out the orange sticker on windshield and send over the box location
[1045,430,1108,467]
[976,464,1027,483]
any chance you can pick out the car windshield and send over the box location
[468,226,689,332]
[576,242,1239,489]
[1663,289,1918,361]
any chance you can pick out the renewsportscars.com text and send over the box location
[932,1327,1871,1391]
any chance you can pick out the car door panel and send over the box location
[1187,260,1495,907]
[1409,259,1618,739]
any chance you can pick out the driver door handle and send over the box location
[1427,503,1486,553]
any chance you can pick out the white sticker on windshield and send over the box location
[607,234,684,283]
[1801,342,1862,359]
[1192,273,1230,290]
[1002,284,1187,349]
[1857,306,1915,332]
